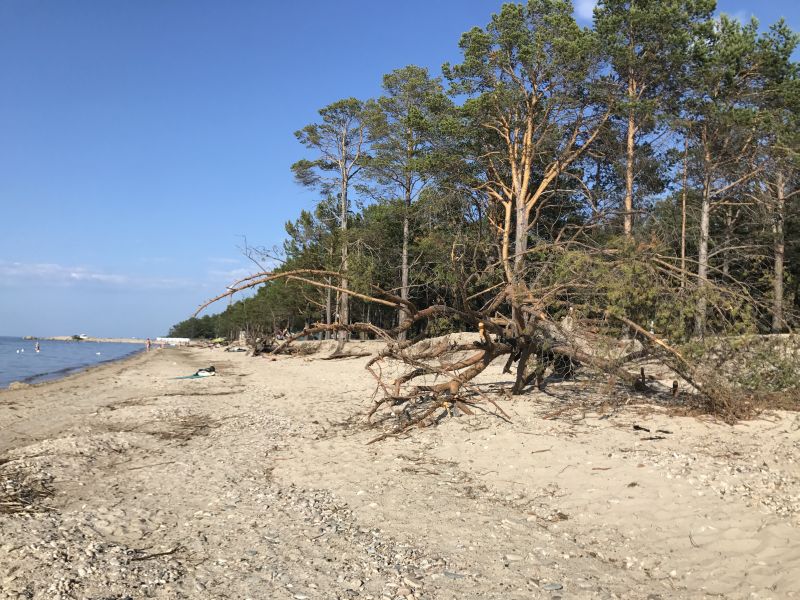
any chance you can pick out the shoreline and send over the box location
[20,347,146,389]
[1,347,798,598]
[1,345,149,392]
[34,336,148,344]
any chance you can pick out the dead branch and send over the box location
[193,235,786,440]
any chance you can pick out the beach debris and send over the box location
[130,545,184,562]
[443,571,466,579]
[0,460,54,514]
[541,582,563,591]
[633,424,672,436]
[191,261,792,442]
[172,366,217,380]
[195,280,792,443]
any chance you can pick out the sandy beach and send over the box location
[1,345,798,599]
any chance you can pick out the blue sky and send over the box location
[1,0,796,337]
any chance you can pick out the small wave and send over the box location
[1,341,143,388]
[21,350,143,386]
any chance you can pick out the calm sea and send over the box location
[0,336,144,389]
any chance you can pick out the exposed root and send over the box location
[196,266,799,439]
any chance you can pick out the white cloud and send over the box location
[0,261,122,285]
[721,10,752,24]
[68,270,128,285]
[0,258,278,294]
[575,0,598,21]
[0,261,192,289]
[208,267,253,283]
[207,257,241,265]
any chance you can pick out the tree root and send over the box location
[195,265,770,438]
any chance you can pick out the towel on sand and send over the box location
[173,366,216,380]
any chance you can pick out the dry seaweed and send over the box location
[0,460,54,514]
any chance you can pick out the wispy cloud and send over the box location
[574,0,597,21]
[720,10,754,25]
[206,254,280,284]
[208,267,253,283]
[0,258,278,295]
[0,261,193,289]
[207,257,241,265]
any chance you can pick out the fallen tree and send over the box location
[194,234,798,433]
[184,0,800,435]
[193,3,798,430]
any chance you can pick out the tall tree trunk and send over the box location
[695,140,712,337]
[772,172,786,332]
[339,175,349,341]
[399,210,410,340]
[325,242,334,340]
[325,279,332,340]
[624,105,636,237]
[398,140,413,340]
[680,136,688,288]
[512,198,530,330]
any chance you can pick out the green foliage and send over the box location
[683,334,800,394]
[292,98,368,193]
[175,1,798,354]
[525,237,750,341]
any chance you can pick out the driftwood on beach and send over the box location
[195,252,799,436]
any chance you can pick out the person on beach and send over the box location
[146,338,151,352]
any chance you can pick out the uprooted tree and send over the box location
[195,229,797,435]
[192,2,798,436]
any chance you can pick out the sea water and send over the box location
[0,336,143,389]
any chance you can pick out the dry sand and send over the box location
[1,345,798,599]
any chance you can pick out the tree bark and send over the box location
[695,138,712,337]
[624,105,636,237]
[339,174,349,341]
[398,132,413,341]
[680,136,688,287]
[399,210,410,340]
[772,171,786,332]
[512,196,530,329]
[325,278,332,340]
